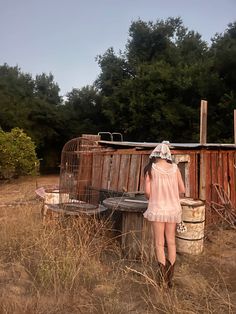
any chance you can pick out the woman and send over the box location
[143,141,185,288]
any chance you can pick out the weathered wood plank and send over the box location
[206,152,212,200]
[174,154,190,197]
[228,152,236,206]
[101,155,112,189]
[200,100,208,144]
[205,152,212,223]
[211,152,218,203]
[90,153,104,203]
[189,153,198,199]
[121,212,143,260]
[222,152,229,196]
[77,152,93,200]
[233,152,236,207]
[141,219,155,262]
[110,154,121,191]
[127,155,142,192]
[217,151,223,191]
[199,150,207,200]
[117,154,131,192]
[91,153,103,188]
[139,154,149,192]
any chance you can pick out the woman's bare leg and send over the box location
[165,223,176,265]
[152,222,165,265]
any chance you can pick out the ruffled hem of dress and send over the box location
[143,210,181,223]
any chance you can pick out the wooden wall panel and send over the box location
[85,146,236,224]
[91,153,103,188]
[101,155,112,189]
[205,152,212,204]
[173,154,191,197]
[233,152,236,206]
[110,154,121,191]
[205,152,212,224]
[228,152,236,206]
[190,152,199,199]
[211,152,218,203]
[117,154,131,192]
[139,154,149,192]
[217,151,223,189]
[222,153,229,195]
[127,155,142,192]
[77,152,93,199]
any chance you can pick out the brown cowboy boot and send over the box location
[166,259,175,288]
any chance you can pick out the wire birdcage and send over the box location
[59,137,105,213]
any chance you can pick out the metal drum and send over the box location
[176,198,205,255]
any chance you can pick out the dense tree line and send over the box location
[0,18,235,172]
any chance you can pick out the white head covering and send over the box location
[149,141,172,161]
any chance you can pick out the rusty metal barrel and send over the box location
[176,198,205,255]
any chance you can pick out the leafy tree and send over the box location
[0,128,39,179]
[96,18,212,142]
[0,64,35,131]
[95,48,133,95]
[207,22,236,142]
[0,64,65,171]
[126,17,182,65]
[65,85,109,136]
[34,73,62,105]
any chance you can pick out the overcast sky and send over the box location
[0,0,235,96]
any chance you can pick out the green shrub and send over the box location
[0,127,39,179]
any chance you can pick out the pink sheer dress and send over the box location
[143,163,182,223]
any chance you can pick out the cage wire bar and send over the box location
[59,137,104,213]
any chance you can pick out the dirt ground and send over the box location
[0,175,235,313]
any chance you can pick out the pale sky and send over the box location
[0,0,235,96]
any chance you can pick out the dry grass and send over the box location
[0,176,235,313]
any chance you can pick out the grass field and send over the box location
[0,175,235,313]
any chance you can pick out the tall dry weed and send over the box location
[0,182,235,313]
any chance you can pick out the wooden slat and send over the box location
[121,212,143,260]
[127,155,142,192]
[139,154,149,192]
[91,153,103,188]
[90,153,104,203]
[234,110,236,144]
[82,134,101,141]
[205,153,212,224]
[217,151,223,190]
[189,153,198,199]
[141,219,155,262]
[228,151,236,206]
[101,155,112,189]
[234,152,236,207]
[172,149,201,155]
[200,100,208,144]
[104,149,148,155]
[211,152,218,203]
[195,152,200,199]
[199,150,207,200]
[77,152,93,199]
[173,154,190,197]
[117,154,131,192]
[205,153,212,202]
[110,155,121,191]
[222,152,229,196]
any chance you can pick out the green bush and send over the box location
[0,127,39,179]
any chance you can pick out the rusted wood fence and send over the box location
[83,147,236,225]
